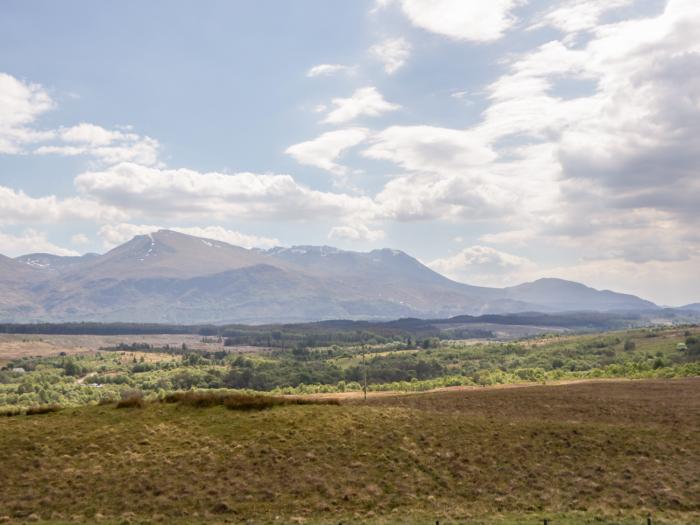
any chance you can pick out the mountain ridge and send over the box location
[0,229,660,323]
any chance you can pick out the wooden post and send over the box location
[544,519,549,525]
[647,517,652,525]
[362,346,367,401]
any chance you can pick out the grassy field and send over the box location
[0,333,263,364]
[0,378,698,524]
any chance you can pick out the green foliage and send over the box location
[686,335,700,355]
[1,325,698,408]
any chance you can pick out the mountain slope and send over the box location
[679,303,700,312]
[0,255,47,320]
[1,230,659,323]
[15,253,99,273]
[502,278,657,312]
[62,230,290,280]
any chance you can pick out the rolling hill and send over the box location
[0,230,659,323]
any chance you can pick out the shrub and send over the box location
[116,393,145,409]
[623,340,636,351]
[163,391,339,411]
[26,404,62,416]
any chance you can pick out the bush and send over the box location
[26,404,61,416]
[116,393,145,409]
[623,340,636,351]
[163,390,339,411]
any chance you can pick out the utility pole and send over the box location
[362,345,368,402]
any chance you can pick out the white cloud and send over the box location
[365,0,700,285]
[60,123,130,146]
[479,229,535,246]
[0,229,78,257]
[378,0,523,42]
[329,223,385,242]
[35,123,160,166]
[0,73,55,154]
[0,185,127,225]
[500,0,700,246]
[370,37,411,74]
[75,162,377,222]
[428,245,535,286]
[323,87,400,124]
[362,126,522,221]
[306,64,353,77]
[530,0,634,34]
[70,233,89,245]
[285,128,369,175]
[374,173,518,221]
[98,223,279,250]
[0,73,160,165]
[364,125,496,173]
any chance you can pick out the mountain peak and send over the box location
[0,230,659,323]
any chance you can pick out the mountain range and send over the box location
[0,229,660,323]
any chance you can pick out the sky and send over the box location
[1,0,699,306]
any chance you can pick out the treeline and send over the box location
[221,353,446,391]
[0,323,209,336]
[2,314,691,347]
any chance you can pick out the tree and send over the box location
[64,360,81,377]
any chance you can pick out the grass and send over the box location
[0,378,698,524]
[1,404,62,417]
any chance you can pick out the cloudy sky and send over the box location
[1,0,699,305]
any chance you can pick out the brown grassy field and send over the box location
[0,333,264,364]
[0,378,698,524]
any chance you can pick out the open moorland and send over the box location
[0,378,698,524]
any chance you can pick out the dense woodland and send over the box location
[0,310,673,343]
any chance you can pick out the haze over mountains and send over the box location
[0,230,661,324]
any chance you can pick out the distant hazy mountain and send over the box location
[502,278,658,312]
[679,303,700,312]
[15,252,99,272]
[0,230,658,323]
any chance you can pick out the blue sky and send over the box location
[1,0,699,305]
